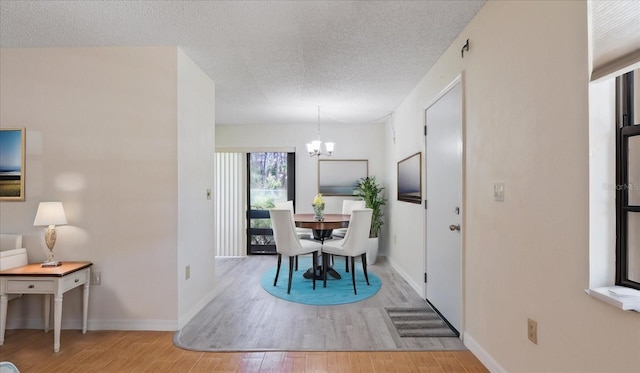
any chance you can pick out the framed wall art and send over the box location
[318,159,368,196]
[0,128,26,201]
[397,152,421,204]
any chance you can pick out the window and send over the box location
[246,152,295,255]
[616,71,640,290]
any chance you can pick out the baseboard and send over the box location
[178,287,218,329]
[385,256,424,297]
[5,318,179,331]
[4,293,219,332]
[463,331,507,373]
[88,319,179,331]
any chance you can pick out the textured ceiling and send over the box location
[0,1,485,125]
[591,0,640,70]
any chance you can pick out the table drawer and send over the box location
[6,279,54,293]
[62,269,88,291]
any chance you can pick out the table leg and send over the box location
[44,294,51,333]
[0,294,7,346]
[304,229,340,279]
[82,281,90,334]
[53,294,63,353]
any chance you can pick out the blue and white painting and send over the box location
[319,160,368,196]
[0,129,25,199]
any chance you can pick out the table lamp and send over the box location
[33,202,67,267]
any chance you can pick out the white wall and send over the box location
[0,47,216,331]
[387,1,640,372]
[176,48,217,327]
[216,121,388,245]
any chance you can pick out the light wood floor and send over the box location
[0,329,489,372]
[176,256,466,351]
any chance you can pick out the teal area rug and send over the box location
[260,257,381,305]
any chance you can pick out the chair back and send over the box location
[0,234,27,271]
[274,200,295,218]
[0,234,22,252]
[269,208,304,257]
[340,209,373,256]
[342,200,365,215]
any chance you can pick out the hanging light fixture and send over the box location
[306,106,335,157]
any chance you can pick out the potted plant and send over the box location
[354,176,386,264]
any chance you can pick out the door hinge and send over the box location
[424,200,428,209]
[424,125,427,136]
[424,273,428,283]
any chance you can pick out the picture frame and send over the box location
[318,159,368,196]
[0,128,26,201]
[397,152,421,204]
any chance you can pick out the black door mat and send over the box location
[385,307,458,338]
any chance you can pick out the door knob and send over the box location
[449,224,461,231]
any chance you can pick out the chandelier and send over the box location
[306,106,335,157]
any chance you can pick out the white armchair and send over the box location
[0,234,27,271]
[0,234,28,302]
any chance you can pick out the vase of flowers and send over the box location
[312,193,325,221]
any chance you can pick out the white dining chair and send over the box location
[274,200,314,271]
[321,209,373,294]
[274,200,313,239]
[331,199,366,239]
[269,208,323,294]
[329,199,366,272]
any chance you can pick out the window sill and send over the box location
[586,286,640,312]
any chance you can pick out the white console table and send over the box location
[0,261,92,352]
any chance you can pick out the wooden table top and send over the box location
[0,261,93,277]
[294,213,350,230]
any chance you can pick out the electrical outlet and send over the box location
[186,265,190,280]
[92,272,102,285]
[527,318,537,344]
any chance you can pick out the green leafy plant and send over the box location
[354,176,386,238]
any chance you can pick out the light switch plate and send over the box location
[494,182,505,202]
[92,272,102,285]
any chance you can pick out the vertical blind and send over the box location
[215,152,246,257]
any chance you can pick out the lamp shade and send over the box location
[33,202,68,226]
[324,142,335,153]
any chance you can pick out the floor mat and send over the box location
[385,306,458,337]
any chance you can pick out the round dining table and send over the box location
[293,213,351,241]
[294,213,351,279]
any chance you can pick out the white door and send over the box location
[425,78,463,333]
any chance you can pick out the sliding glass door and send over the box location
[246,152,295,254]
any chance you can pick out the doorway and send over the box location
[424,76,464,333]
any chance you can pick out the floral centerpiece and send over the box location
[312,193,325,221]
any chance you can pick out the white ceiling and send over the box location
[0,0,486,126]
